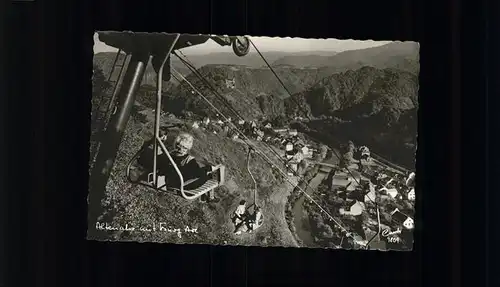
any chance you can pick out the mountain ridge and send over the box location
[92,42,419,167]
[93,41,419,88]
[272,42,419,74]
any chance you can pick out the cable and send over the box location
[249,39,366,189]
[174,49,383,243]
[174,52,303,172]
[171,55,371,241]
[174,51,314,177]
[171,69,359,239]
[249,39,383,246]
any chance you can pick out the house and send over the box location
[403,217,415,230]
[364,187,377,203]
[405,172,416,187]
[202,117,211,125]
[390,209,414,230]
[225,78,236,89]
[359,146,370,159]
[285,147,296,161]
[264,123,272,129]
[289,129,298,136]
[274,128,288,134]
[407,188,415,201]
[238,119,245,125]
[191,121,200,129]
[216,119,224,125]
[385,188,399,198]
[301,146,311,157]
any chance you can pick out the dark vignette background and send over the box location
[4,0,494,286]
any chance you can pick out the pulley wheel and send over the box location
[232,36,250,57]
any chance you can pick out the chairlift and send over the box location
[123,34,238,200]
[92,32,378,244]
[244,147,264,229]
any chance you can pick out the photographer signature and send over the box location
[381,228,402,243]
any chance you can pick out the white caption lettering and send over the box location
[96,222,198,239]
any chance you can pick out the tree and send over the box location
[313,145,328,162]
[92,63,111,98]
[271,114,289,128]
[319,145,328,160]
[320,224,334,239]
[297,159,309,176]
[89,64,113,163]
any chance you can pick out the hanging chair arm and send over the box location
[246,147,258,206]
[150,33,183,193]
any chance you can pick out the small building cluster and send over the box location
[225,78,236,89]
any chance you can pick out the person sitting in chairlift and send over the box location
[247,206,263,232]
[159,132,221,203]
[232,200,248,234]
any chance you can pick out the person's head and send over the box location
[173,132,194,156]
[159,130,168,142]
[239,200,246,205]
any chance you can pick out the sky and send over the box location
[93,32,392,55]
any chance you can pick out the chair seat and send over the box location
[172,179,220,195]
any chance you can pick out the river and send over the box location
[291,155,368,247]
[291,153,345,247]
[291,170,329,247]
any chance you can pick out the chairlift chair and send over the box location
[243,147,264,230]
[124,34,226,200]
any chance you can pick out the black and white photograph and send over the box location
[88,31,419,250]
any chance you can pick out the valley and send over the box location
[90,40,419,249]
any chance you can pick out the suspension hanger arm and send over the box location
[246,147,258,206]
[152,34,180,187]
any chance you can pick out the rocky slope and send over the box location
[127,64,418,168]
[158,64,335,120]
[93,42,419,168]
[282,66,418,169]
[284,66,418,118]
[93,50,339,87]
